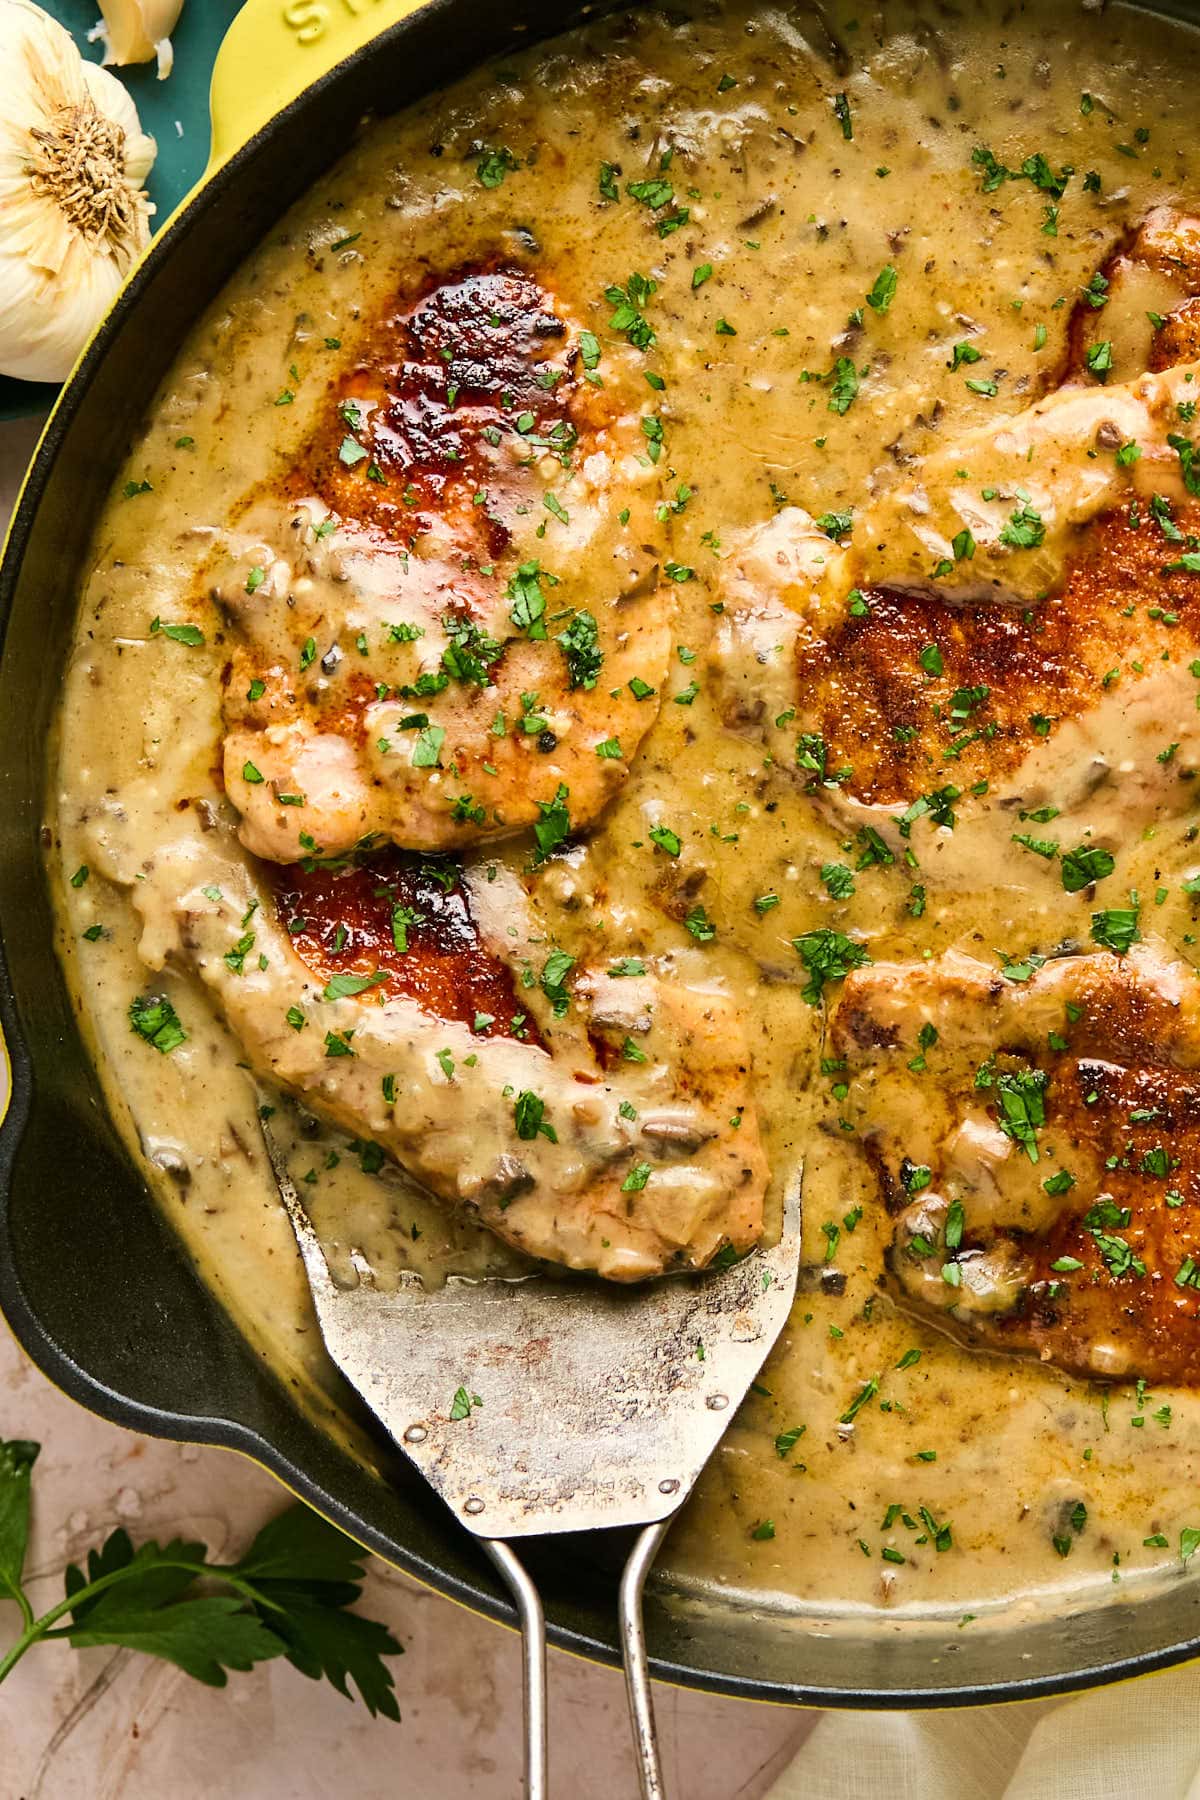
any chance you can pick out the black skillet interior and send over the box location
[4,0,1200,1707]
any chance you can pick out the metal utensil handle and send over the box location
[483,1522,671,1800]
[619,1519,672,1800]
[483,1539,548,1800]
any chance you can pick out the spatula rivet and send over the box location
[404,1425,427,1443]
[658,1478,680,1495]
[706,1393,729,1411]
[464,1496,485,1515]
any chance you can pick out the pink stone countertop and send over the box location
[0,416,813,1797]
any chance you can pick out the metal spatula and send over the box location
[260,1114,801,1799]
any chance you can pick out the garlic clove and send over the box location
[0,231,127,384]
[96,0,184,80]
[0,0,157,382]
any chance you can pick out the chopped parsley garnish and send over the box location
[1085,340,1113,380]
[684,905,716,942]
[976,1060,1048,1162]
[514,1091,556,1142]
[129,994,187,1054]
[1090,905,1140,955]
[821,862,855,900]
[541,949,575,1016]
[1061,844,1115,892]
[1169,433,1200,497]
[533,784,571,862]
[827,356,859,415]
[791,929,871,1005]
[150,617,204,648]
[604,272,657,351]
[442,614,502,686]
[507,560,550,638]
[450,1386,481,1420]
[999,500,1045,549]
[866,266,897,314]
[557,611,603,689]
[411,724,445,768]
[971,145,1072,197]
[627,176,674,211]
[476,146,518,188]
[840,1376,879,1425]
[322,971,387,1002]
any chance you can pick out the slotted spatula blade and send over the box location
[261,1115,801,1799]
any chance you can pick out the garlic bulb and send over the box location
[0,0,156,383]
[96,0,184,81]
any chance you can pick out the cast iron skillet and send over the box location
[3,0,1200,1709]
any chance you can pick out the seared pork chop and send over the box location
[1069,207,1200,381]
[711,220,1200,866]
[831,946,1200,1384]
[87,796,766,1281]
[217,266,670,864]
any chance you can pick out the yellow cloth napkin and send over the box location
[766,1662,1200,1799]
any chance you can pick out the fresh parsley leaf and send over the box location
[1061,844,1115,892]
[149,617,205,648]
[514,1090,557,1142]
[557,611,602,689]
[828,356,859,415]
[0,1440,37,1614]
[1091,905,1140,955]
[477,145,518,188]
[791,929,870,1005]
[0,1457,402,1716]
[992,1067,1048,1163]
[865,266,897,314]
[322,971,388,1002]
[129,994,187,1054]
[999,501,1045,549]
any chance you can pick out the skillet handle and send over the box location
[206,0,428,174]
[482,1539,548,1800]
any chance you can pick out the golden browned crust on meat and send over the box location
[265,848,541,1044]
[832,949,1200,1385]
[793,501,1200,809]
[1068,207,1200,379]
[216,260,670,864]
[299,265,598,561]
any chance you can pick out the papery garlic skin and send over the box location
[0,0,156,382]
[97,0,184,80]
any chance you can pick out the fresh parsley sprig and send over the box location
[0,1440,402,1716]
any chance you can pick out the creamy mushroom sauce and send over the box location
[50,0,1200,1620]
